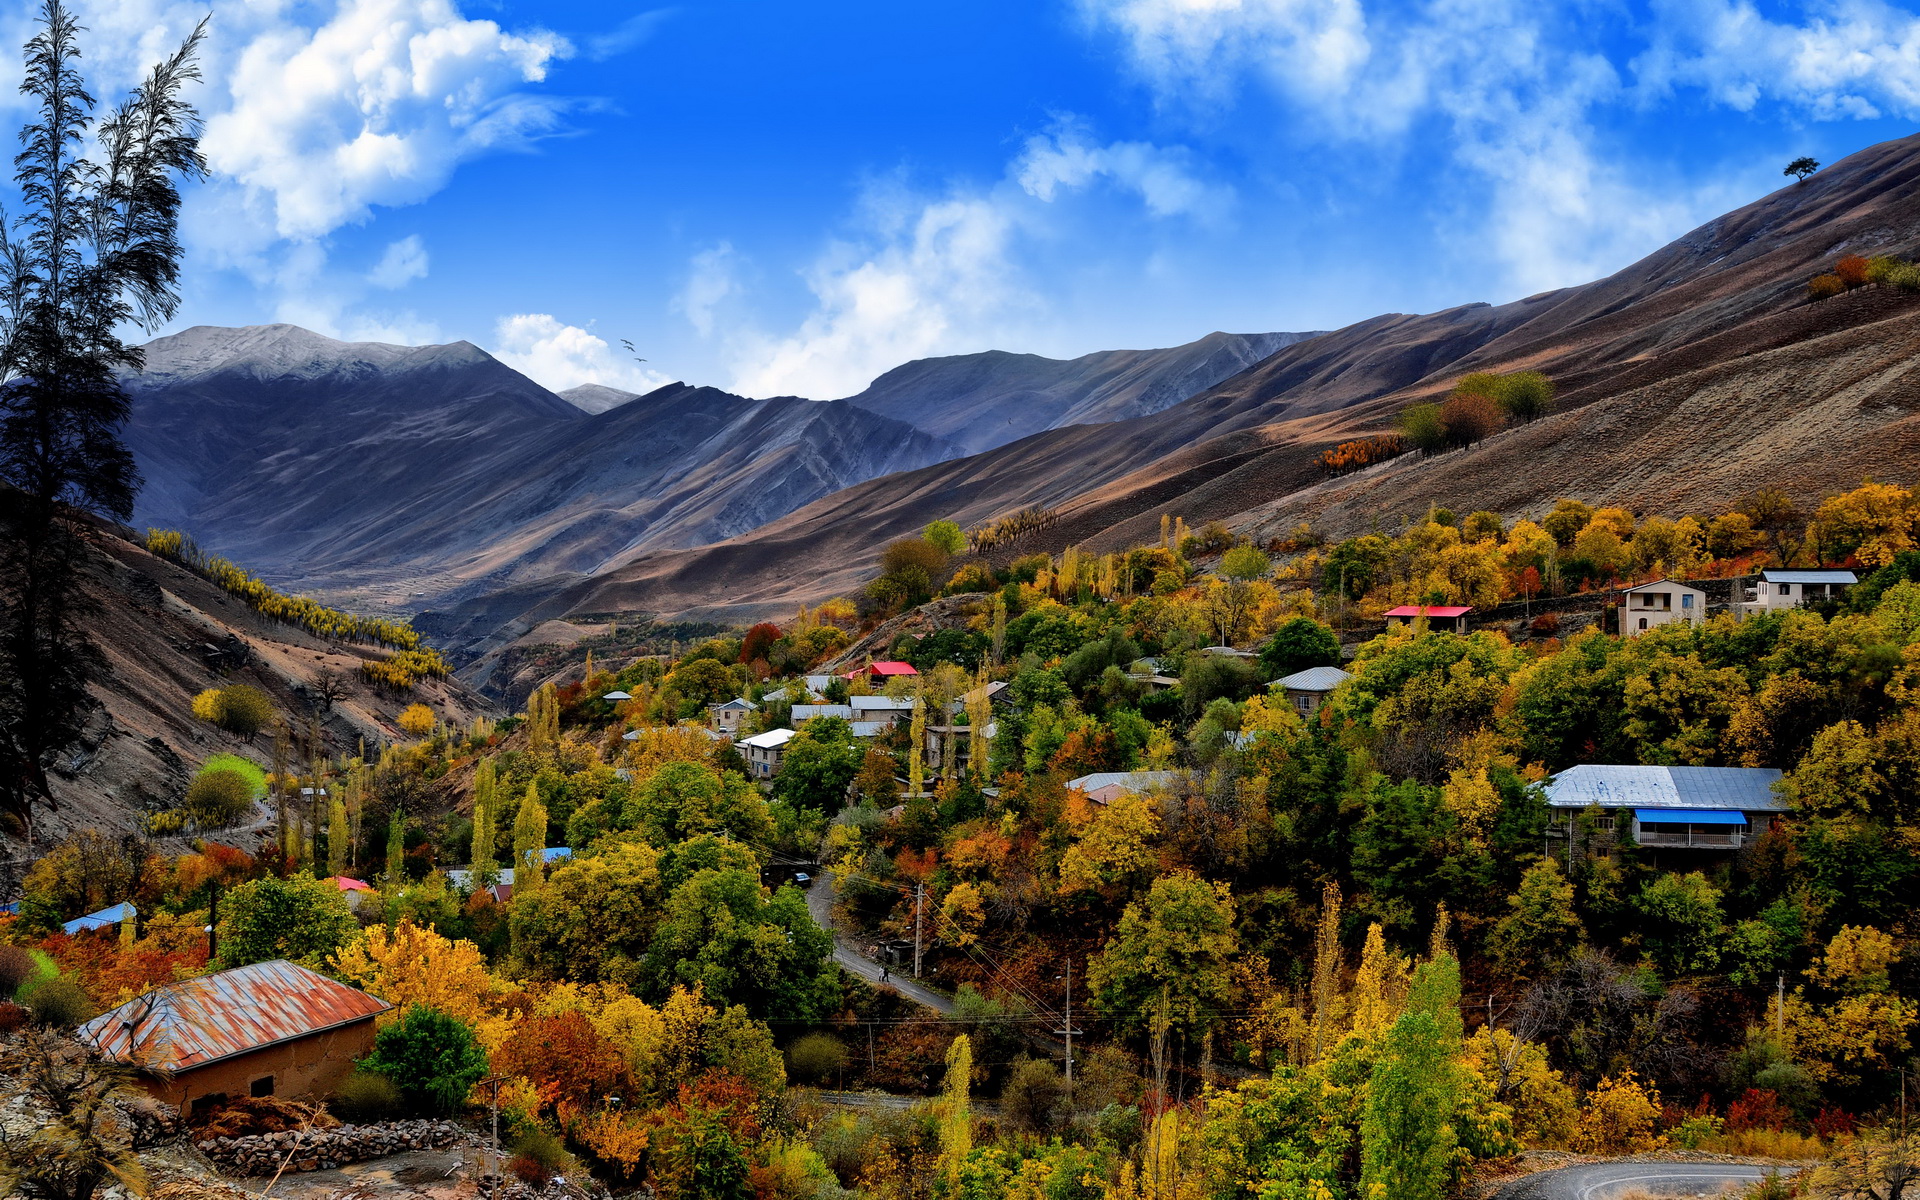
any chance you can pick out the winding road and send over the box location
[803,867,954,1015]
[1492,1161,1793,1199]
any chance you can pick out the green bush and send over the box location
[360,1005,490,1115]
[200,754,267,795]
[0,945,38,997]
[24,976,96,1027]
[510,1125,573,1173]
[185,769,256,828]
[329,1070,402,1123]
[785,1032,848,1085]
[1890,262,1920,292]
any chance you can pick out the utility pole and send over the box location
[913,883,924,978]
[1054,959,1082,1086]
[1774,973,1786,1041]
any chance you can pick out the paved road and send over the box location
[803,869,955,1015]
[1494,1162,1792,1200]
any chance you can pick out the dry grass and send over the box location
[1703,1127,1827,1159]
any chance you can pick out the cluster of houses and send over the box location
[1377,568,1861,639]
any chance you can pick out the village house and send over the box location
[1066,769,1187,806]
[739,728,795,780]
[1384,604,1471,634]
[1742,569,1858,615]
[63,901,135,936]
[1543,764,1788,855]
[851,695,916,726]
[447,848,572,902]
[791,703,855,723]
[1270,665,1352,716]
[708,697,757,734]
[77,959,390,1115]
[846,661,918,683]
[1619,578,1708,634]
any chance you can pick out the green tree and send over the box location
[1259,616,1341,680]
[1360,1010,1460,1200]
[215,874,358,969]
[1400,403,1447,454]
[512,840,664,984]
[1785,156,1819,183]
[642,869,836,1019]
[470,758,497,883]
[623,761,773,845]
[1494,371,1554,421]
[1088,870,1236,1042]
[924,519,967,556]
[1634,871,1725,976]
[360,1004,490,1115]
[0,4,208,832]
[384,809,404,887]
[513,782,548,898]
[1488,859,1582,978]
[184,768,254,828]
[1220,544,1271,581]
[770,724,862,812]
[327,795,349,877]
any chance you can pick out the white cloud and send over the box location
[726,185,1032,400]
[491,314,671,394]
[368,236,430,289]
[1015,121,1232,218]
[587,9,676,61]
[1083,0,1371,109]
[1635,0,1920,120]
[200,0,571,242]
[722,122,1228,399]
[676,243,742,338]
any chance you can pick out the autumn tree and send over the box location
[513,782,548,898]
[1488,859,1582,978]
[1089,870,1236,1044]
[1360,1010,1460,1200]
[470,757,498,883]
[0,1029,147,1200]
[215,873,357,969]
[332,918,499,1027]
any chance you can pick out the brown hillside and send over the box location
[32,521,496,850]
[427,132,1920,665]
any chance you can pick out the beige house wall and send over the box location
[140,1018,379,1114]
[1620,583,1707,635]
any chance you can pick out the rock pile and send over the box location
[195,1119,468,1175]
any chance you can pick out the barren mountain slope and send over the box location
[427,131,1920,648]
[843,330,1319,455]
[37,520,494,848]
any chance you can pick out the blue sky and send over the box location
[22,0,1920,399]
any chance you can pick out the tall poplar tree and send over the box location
[0,2,206,835]
[470,758,498,885]
[512,782,547,897]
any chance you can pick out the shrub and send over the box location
[1811,1106,1857,1139]
[510,1125,574,1178]
[785,1032,848,1085]
[0,945,38,996]
[1530,612,1561,635]
[1440,392,1502,446]
[1867,255,1903,285]
[193,684,274,736]
[1891,262,1920,292]
[397,704,435,737]
[1317,434,1406,475]
[1835,254,1871,288]
[1670,1113,1725,1149]
[360,1005,490,1115]
[329,1070,402,1123]
[185,769,256,828]
[0,1002,28,1032]
[1809,273,1845,301]
[1400,403,1447,454]
[508,1155,550,1186]
[1741,1173,1795,1200]
[24,976,96,1027]
[1573,1070,1665,1154]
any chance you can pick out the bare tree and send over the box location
[309,665,351,711]
[0,1028,147,1200]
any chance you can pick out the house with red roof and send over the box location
[844,660,918,682]
[1384,604,1472,634]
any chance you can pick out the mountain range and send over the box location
[126,131,1920,686]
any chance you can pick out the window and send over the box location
[250,1076,275,1098]
[1638,618,1648,630]
[1778,583,1792,596]
[1681,594,1693,608]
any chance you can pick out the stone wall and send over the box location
[194,1119,468,1176]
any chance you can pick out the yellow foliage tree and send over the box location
[1573,1070,1665,1154]
[1463,1027,1578,1147]
[1347,922,1408,1040]
[1813,481,1917,567]
[397,703,434,737]
[1059,789,1161,893]
[938,881,986,948]
[331,918,507,1032]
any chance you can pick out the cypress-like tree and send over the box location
[512,782,546,897]
[0,2,206,837]
[470,758,498,884]
[327,795,348,878]
[384,809,404,888]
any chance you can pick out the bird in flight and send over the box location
[620,339,647,364]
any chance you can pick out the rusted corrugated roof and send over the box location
[77,959,390,1073]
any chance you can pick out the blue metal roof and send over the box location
[1273,666,1352,692]
[1545,765,1788,812]
[1635,808,1746,825]
[63,901,135,935]
[1762,569,1857,584]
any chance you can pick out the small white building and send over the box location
[1270,665,1352,716]
[738,728,795,781]
[850,695,915,726]
[1619,578,1708,635]
[1743,569,1857,615]
[791,703,855,723]
[708,697,758,734]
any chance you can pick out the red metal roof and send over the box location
[1385,604,1472,618]
[77,959,390,1073]
[868,661,919,675]
[326,877,372,892]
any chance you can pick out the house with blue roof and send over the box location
[1741,569,1856,616]
[1544,764,1788,851]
